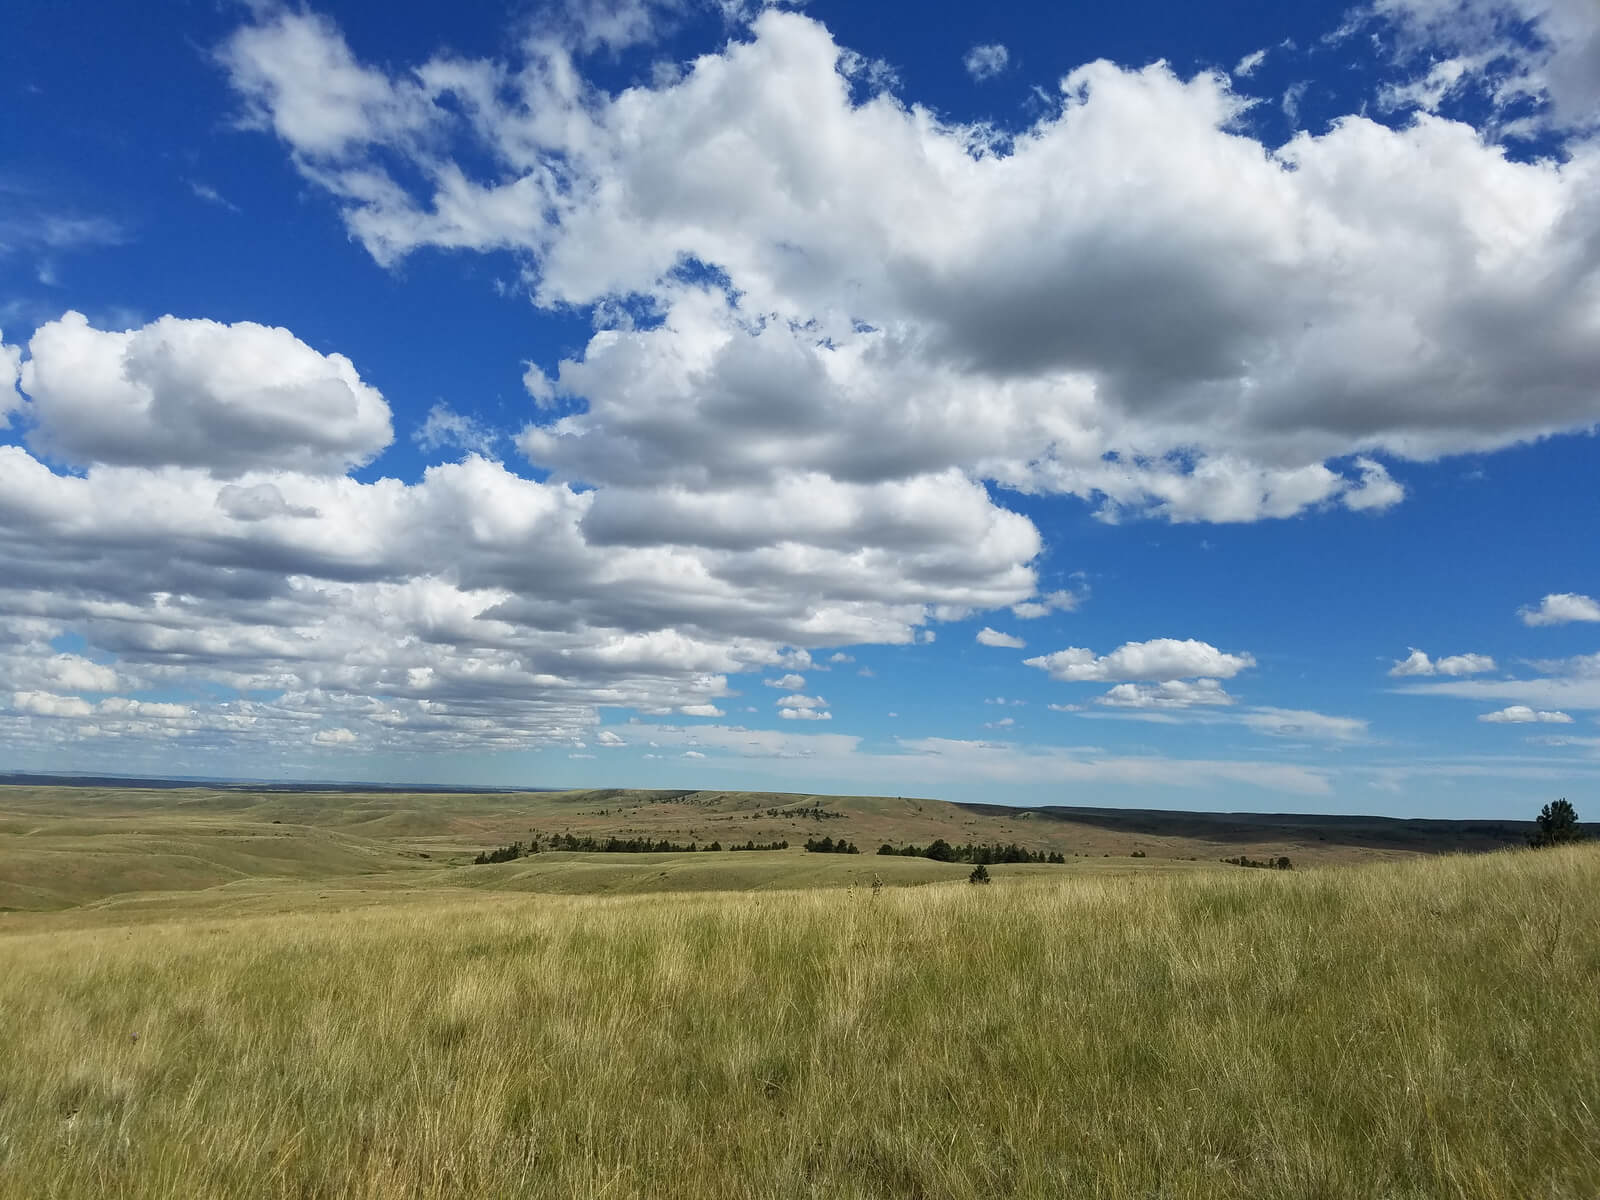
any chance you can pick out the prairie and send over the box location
[0,781,1531,915]
[1,841,1596,1198]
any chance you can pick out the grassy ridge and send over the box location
[3,846,1597,1198]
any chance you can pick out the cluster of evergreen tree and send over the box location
[473,841,531,864]
[803,836,859,854]
[473,834,786,862]
[1221,855,1293,870]
[877,839,1065,865]
[548,833,787,853]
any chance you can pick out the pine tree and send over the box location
[1530,798,1582,847]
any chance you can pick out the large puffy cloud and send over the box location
[12,1,1599,778]
[0,432,1036,755]
[18,312,393,475]
[1024,639,1256,683]
[0,153,1052,758]
[221,7,1600,525]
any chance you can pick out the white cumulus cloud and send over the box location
[777,692,831,720]
[976,627,1025,649]
[1520,593,1600,626]
[222,7,1600,528]
[1478,705,1573,723]
[18,312,392,476]
[12,690,96,718]
[40,654,119,693]
[1025,639,1255,683]
[1388,649,1496,676]
[776,693,827,710]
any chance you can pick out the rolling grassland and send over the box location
[1,844,1595,1198]
[0,782,1530,915]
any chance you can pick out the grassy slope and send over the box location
[0,783,1532,915]
[7,852,1214,932]
[0,845,1595,1198]
[0,784,1215,914]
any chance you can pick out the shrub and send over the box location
[1221,855,1292,871]
[968,864,991,884]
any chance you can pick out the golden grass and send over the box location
[2,846,1597,1198]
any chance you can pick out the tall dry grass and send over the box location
[1,846,1596,1198]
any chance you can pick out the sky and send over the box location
[1,0,1598,817]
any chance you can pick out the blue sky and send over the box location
[2,0,1599,816]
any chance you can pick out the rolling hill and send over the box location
[0,781,1534,921]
